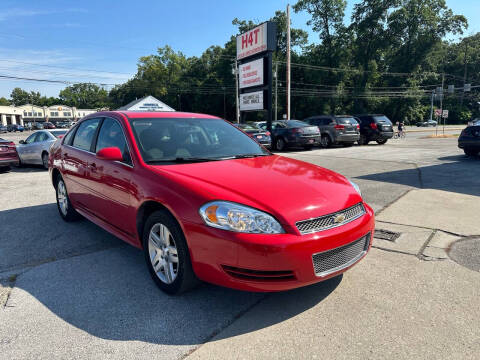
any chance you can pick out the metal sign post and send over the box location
[236,21,277,133]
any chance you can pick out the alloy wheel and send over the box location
[57,180,68,216]
[42,153,49,169]
[148,223,179,284]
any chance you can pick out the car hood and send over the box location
[149,155,362,226]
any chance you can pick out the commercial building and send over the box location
[0,105,98,126]
[117,95,174,111]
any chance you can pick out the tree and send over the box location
[0,97,10,106]
[10,88,41,106]
[59,83,109,108]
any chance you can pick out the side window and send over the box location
[72,118,100,152]
[63,127,76,145]
[37,132,49,142]
[95,118,131,164]
[25,133,38,144]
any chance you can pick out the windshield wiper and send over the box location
[232,154,271,159]
[146,157,223,164]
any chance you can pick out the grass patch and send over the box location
[422,134,459,139]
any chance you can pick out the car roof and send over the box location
[90,111,222,120]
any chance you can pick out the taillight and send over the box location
[334,124,345,130]
[7,141,16,150]
[370,123,378,130]
[356,124,360,130]
[291,128,303,134]
[265,131,271,136]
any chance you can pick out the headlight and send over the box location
[348,179,362,197]
[199,201,284,234]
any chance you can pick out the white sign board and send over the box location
[237,23,268,60]
[240,91,264,111]
[442,110,449,118]
[239,58,264,89]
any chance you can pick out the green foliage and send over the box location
[59,83,109,108]
[0,97,10,106]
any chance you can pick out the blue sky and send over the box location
[0,0,478,98]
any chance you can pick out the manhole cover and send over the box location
[448,237,480,272]
[374,229,401,242]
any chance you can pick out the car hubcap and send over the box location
[148,223,179,284]
[57,181,68,216]
[321,137,328,147]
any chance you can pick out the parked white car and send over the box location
[16,129,68,169]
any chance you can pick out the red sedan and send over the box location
[49,111,374,294]
[0,138,19,171]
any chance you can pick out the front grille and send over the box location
[222,265,296,281]
[296,203,365,234]
[312,233,370,277]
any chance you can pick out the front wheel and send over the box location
[320,135,332,148]
[56,176,80,222]
[143,210,198,295]
[42,152,49,170]
[376,139,388,145]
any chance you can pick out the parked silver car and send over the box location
[17,130,67,169]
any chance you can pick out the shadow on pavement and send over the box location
[3,203,341,346]
[357,154,480,197]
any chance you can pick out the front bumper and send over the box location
[183,202,375,292]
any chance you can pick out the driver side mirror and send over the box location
[96,147,123,161]
[19,140,25,144]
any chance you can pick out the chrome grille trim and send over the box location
[296,203,365,235]
[312,233,370,277]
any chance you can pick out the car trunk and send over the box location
[335,117,358,134]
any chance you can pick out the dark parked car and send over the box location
[233,123,271,148]
[7,124,24,132]
[416,120,437,127]
[304,115,360,148]
[0,137,19,171]
[257,120,321,151]
[355,114,394,145]
[458,120,480,156]
[0,125,7,133]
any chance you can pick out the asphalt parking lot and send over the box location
[1,127,479,359]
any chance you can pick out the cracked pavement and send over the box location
[1,129,479,359]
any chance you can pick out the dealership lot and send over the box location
[1,130,479,359]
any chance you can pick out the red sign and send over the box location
[236,23,268,60]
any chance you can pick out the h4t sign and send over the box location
[236,22,276,60]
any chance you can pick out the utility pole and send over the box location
[440,73,444,136]
[275,61,278,121]
[222,87,226,120]
[429,90,434,121]
[286,4,291,120]
[461,39,468,107]
[234,59,239,123]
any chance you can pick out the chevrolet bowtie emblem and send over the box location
[334,213,346,224]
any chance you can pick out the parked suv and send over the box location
[355,114,394,145]
[304,115,360,148]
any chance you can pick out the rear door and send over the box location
[63,118,101,212]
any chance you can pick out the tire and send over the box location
[56,176,80,222]
[376,139,388,145]
[358,134,369,145]
[320,135,332,148]
[143,210,198,295]
[343,142,354,147]
[275,137,286,151]
[464,148,479,157]
[42,152,49,170]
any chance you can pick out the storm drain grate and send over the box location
[374,229,401,242]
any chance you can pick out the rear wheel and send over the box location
[275,137,286,151]
[143,210,198,295]
[376,139,388,145]
[320,135,332,148]
[56,176,80,222]
[358,134,369,145]
[464,148,479,157]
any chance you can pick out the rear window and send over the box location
[373,115,392,124]
[237,124,260,131]
[287,120,310,128]
[335,117,357,125]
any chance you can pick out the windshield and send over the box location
[130,117,270,163]
[287,120,310,128]
[51,130,67,138]
[373,115,392,124]
[336,117,357,125]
